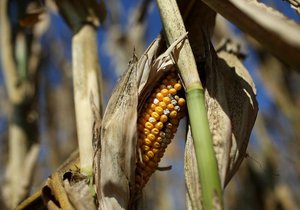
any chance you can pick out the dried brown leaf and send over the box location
[185,42,258,209]
[214,50,258,185]
[202,0,300,69]
[43,172,75,210]
[96,56,138,210]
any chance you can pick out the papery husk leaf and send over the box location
[136,36,164,95]
[137,33,188,112]
[95,56,138,210]
[94,38,162,209]
[185,42,258,209]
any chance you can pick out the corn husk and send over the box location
[94,34,187,210]
[185,41,258,209]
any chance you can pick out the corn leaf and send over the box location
[185,42,258,209]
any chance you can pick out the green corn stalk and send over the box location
[156,0,223,209]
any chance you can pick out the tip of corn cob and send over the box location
[135,72,186,193]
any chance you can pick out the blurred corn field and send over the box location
[0,0,300,210]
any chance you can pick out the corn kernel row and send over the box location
[135,73,186,192]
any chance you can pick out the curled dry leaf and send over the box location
[63,172,96,210]
[94,34,187,210]
[210,43,257,182]
[185,42,258,209]
[202,0,300,70]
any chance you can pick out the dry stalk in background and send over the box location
[0,0,43,208]
[72,24,102,176]
[54,0,105,177]
[17,1,107,209]
[43,30,77,170]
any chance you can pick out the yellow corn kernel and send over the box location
[166,123,173,129]
[160,114,168,123]
[161,88,169,96]
[156,92,164,101]
[174,83,182,91]
[143,128,150,135]
[169,110,177,119]
[144,138,152,146]
[148,117,157,124]
[146,151,154,159]
[178,98,186,106]
[152,148,159,154]
[155,106,164,115]
[158,101,167,109]
[151,112,160,120]
[153,142,160,148]
[163,97,171,104]
[151,128,160,135]
[142,145,150,151]
[155,122,163,130]
[169,88,177,95]
[150,103,156,110]
[147,133,156,141]
[167,103,174,110]
[145,122,154,130]
[156,137,162,143]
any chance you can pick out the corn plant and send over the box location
[1,0,299,210]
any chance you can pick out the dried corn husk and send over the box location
[94,34,187,210]
[185,41,258,209]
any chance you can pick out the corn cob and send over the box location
[135,73,186,192]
